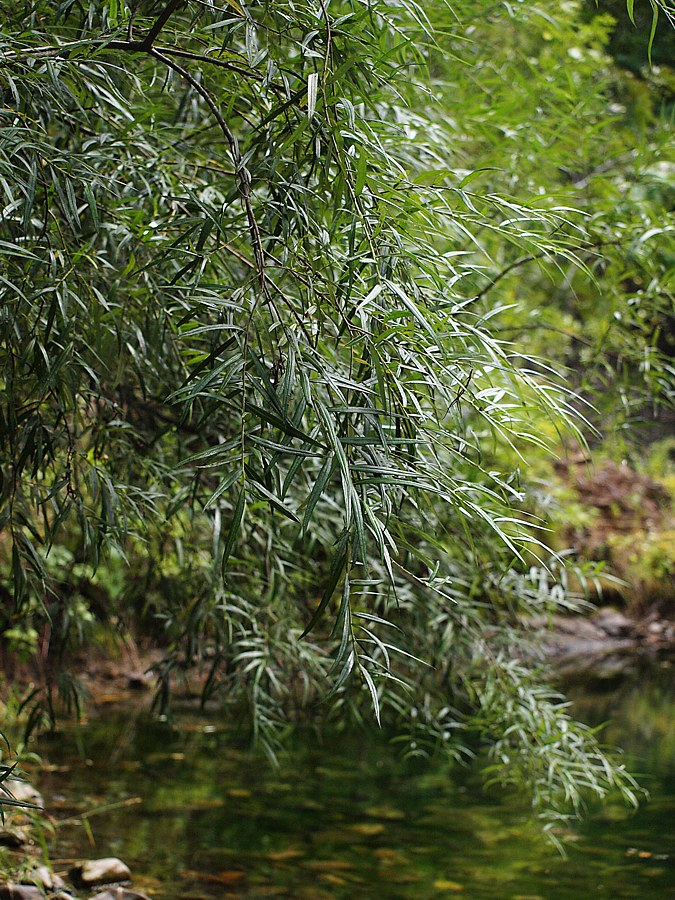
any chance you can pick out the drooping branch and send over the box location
[473,251,549,302]
[142,44,265,81]
[0,28,285,291]
[473,237,626,302]
[0,0,187,63]
[0,39,274,88]
[140,0,186,50]
[148,47,266,288]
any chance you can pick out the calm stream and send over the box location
[37,654,674,898]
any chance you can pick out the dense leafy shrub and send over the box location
[1,0,672,830]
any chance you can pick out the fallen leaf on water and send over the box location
[303,860,355,871]
[319,874,348,886]
[180,868,246,884]
[365,806,405,821]
[638,851,653,859]
[215,871,247,884]
[374,848,409,864]
[227,788,252,798]
[266,848,305,862]
[433,879,464,892]
[349,822,385,836]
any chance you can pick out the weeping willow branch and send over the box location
[141,0,187,50]
[148,47,266,288]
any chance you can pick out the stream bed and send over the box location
[37,654,675,899]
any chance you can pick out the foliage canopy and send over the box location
[1,0,673,833]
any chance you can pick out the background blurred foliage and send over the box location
[0,0,672,831]
[583,0,675,71]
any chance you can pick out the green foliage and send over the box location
[0,0,671,833]
[477,659,640,848]
[0,692,43,820]
[586,0,675,70]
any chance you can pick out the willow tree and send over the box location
[2,0,670,833]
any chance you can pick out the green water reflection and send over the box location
[38,657,675,899]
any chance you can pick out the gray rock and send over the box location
[70,858,131,887]
[0,866,67,898]
[0,886,43,899]
[594,608,632,637]
[2,780,44,810]
[0,829,26,848]
[90,891,150,900]
[30,866,66,891]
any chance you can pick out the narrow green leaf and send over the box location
[204,469,241,510]
[249,480,300,522]
[361,666,381,726]
[626,0,636,25]
[300,530,349,637]
[84,182,99,229]
[647,1,658,65]
[221,486,245,578]
[302,455,335,533]
[355,148,368,197]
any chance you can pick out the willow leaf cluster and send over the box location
[1,0,667,828]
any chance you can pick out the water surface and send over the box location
[38,655,675,898]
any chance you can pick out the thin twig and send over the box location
[474,251,549,301]
[149,44,265,81]
[141,0,186,50]
[317,0,333,89]
[54,796,143,826]
[149,48,266,288]
[473,236,627,302]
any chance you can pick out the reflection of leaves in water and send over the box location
[566,660,675,777]
[36,697,675,900]
[320,873,350,886]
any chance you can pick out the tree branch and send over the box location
[474,251,549,302]
[473,237,626,302]
[141,0,186,50]
[0,28,283,290]
[1,39,273,88]
[149,47,266,288]
[147,45,265,81]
